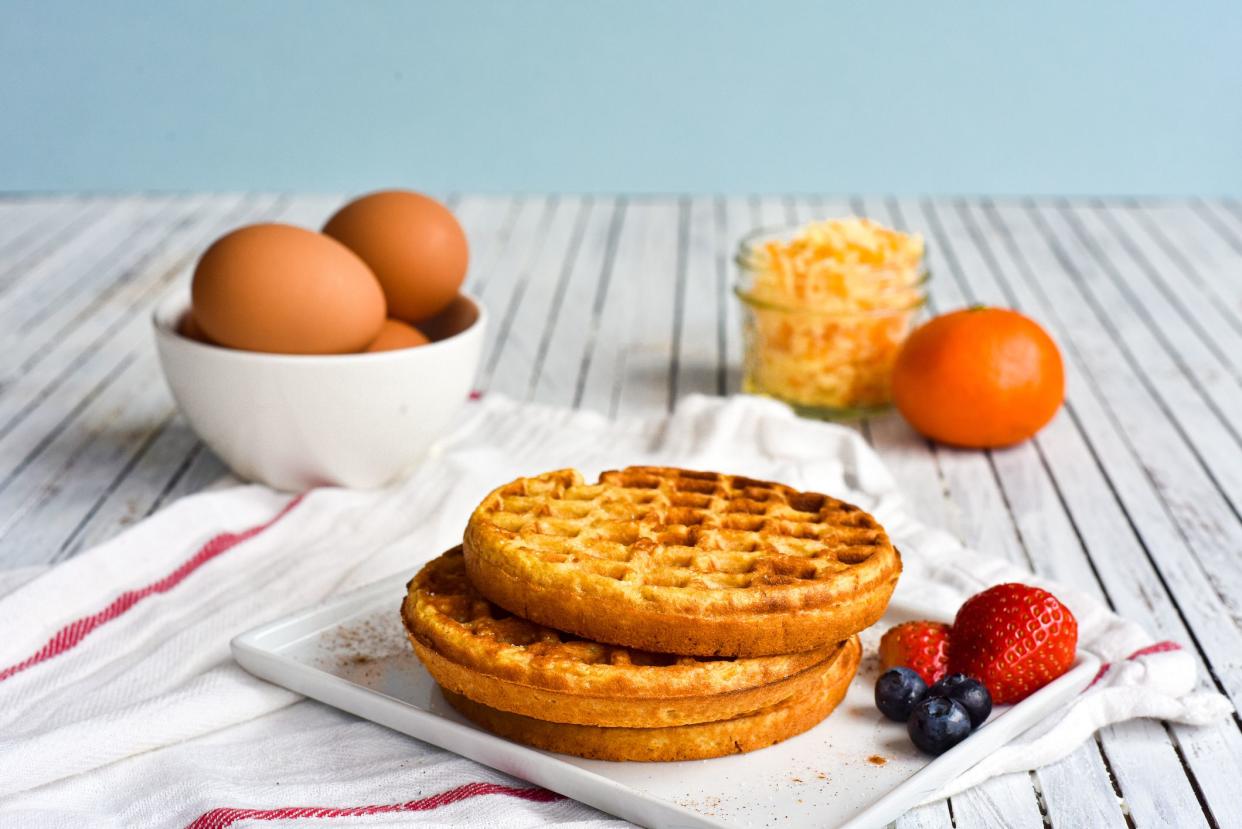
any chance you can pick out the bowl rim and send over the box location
[733,220,929,266]
[152,288,487,366]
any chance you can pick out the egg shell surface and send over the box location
[191,223,386,354]
[323,190,468,323]
[365,318,431,352]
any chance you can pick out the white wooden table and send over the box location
[2,194,1241,828]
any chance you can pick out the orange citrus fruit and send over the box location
[891,307,1064,448]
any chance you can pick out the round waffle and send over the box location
[443,636,862,761]
[404,548,842,727]
[463,467,901,657]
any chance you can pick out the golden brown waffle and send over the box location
[464,467,900,656]
[444,636,862,761]
[404,548,842,727]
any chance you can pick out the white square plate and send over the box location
[232,573,1097,829]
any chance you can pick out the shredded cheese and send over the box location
[738,218,926,412]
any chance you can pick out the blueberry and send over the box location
[908,696,973,755]
[928,673,993,727]
[875,667,928,722]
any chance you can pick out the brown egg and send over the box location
[177,311,214,344]
[192,224,386,354]
[322,190,468,323]
[417,293,478,342]
[365,318,430,352]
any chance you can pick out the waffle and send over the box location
[444,636,862,761]
[464,467,900,656]
[404,548,843,727]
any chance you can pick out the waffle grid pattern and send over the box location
[480,467,889,592]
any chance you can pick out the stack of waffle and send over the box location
[401,467,901,761]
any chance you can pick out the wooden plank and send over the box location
[0,196,203,375]
[675,197,722,399]
[0,204,183,453]
[750,195,790,232]
[483,197,589,399]
[0,197,241,454]
[0,196,177,337]
[471,197,557,391]
[0,197,87,268]
[151,432,234,508]
[0,200,135,323]
[1049,204,1242,518]
[453,194,547,397]
[457,195,521,297]
[1191,199,1242,252]
[0,207,49,259]
[718,197,750,396]
[949,772,1045,829]
[1145,200,1242,315]
[1017,203,1242,680]
[528,198,624,407]
[1033,751,1128,829]
[964,199,1242,829]
[577,198,653,415]
[1094,204,1242,383]
[893,803,954,829]
[1099,717,1214,829]
[615,199,681,416]
[1189,199,1242,259]
[1,346,177,566]
[0,197,108,290]
[481,197,587,397]
[58,415,216,558]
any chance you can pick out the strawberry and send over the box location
[879,621,951,685]
[948,583,1078,704]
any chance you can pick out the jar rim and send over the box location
[734,219,927,252]
[736,221,929,263]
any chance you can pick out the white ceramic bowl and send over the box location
[152,290,486,491]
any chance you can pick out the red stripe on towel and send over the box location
[1086,640,1183,689]
[186,782,561,829]
[0,494,306,684]
[1127,641,1181,660]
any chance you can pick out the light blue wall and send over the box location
[2,1,1239,195]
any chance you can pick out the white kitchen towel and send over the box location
[0,394,1231,827]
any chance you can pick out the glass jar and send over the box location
[735,225,929,419]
